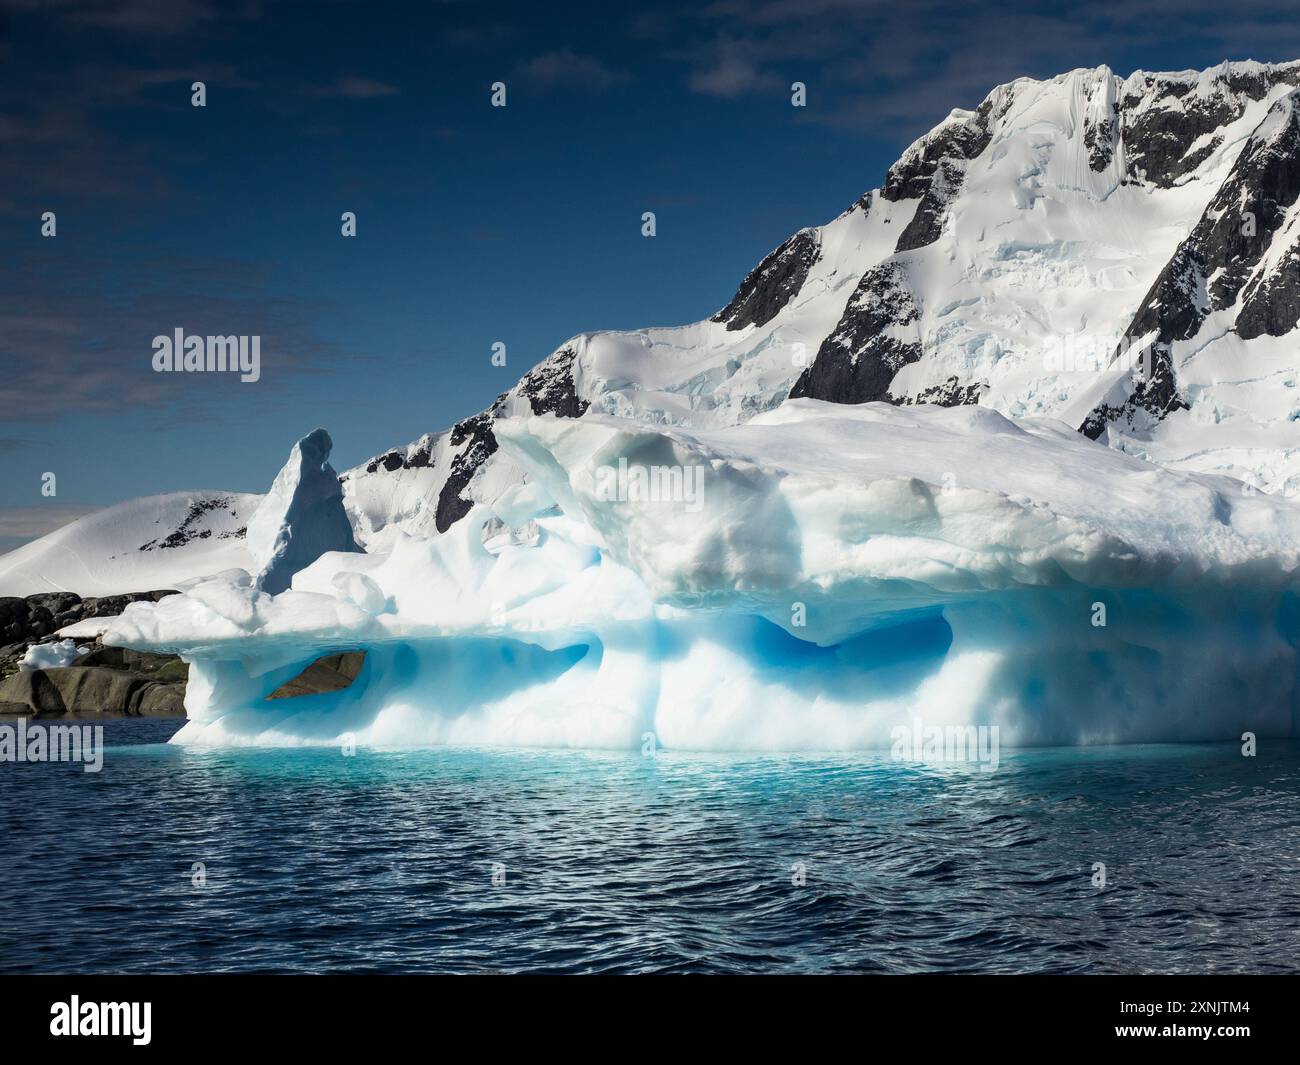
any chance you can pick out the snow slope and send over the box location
[108,403,1300,750]
[0,492,259,596]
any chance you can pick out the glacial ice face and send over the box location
[245,428,361,596]
[106,404,1300,750]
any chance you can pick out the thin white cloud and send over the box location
[0,504,100,541]
[665,0,1300,132]
[312,75,400,99]
[517,49,630,90]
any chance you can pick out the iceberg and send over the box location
[105,401,1300,750]
[20,639,89,672]
[245,428,361,596]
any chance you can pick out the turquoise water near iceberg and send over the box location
[2,720,1299,974]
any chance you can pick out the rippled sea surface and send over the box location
[3,721,1300,973]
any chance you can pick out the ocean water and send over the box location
[3,720,1299,974]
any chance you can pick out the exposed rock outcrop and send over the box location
[789,261,922,404]
[0,621,367,717]
[0,664,186,718]
[0,591,190,716]
[0,590,175,676]
[712,229,821,330]
[435,412,499,533]
[266,652,366,700]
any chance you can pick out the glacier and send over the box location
[105,402,1300,750]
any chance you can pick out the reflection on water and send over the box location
[2,720,1299,973]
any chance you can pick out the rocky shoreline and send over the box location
[1,590,176,653]
[1,590,365,719]
[1,591,189,718]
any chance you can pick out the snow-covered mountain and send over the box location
[345,59,1300,548]
[0,492,258,596]
[7,59,1300,597]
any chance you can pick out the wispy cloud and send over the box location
[0,254,355,424]
[0,503,100,541]
[516,49,630,90]
[653,0,1300,132]
[0,56,249,214]
[305,75,401,99]
[2,0,242,36]
[687,38,778,98]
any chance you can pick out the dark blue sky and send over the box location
[5,0,1300,547]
